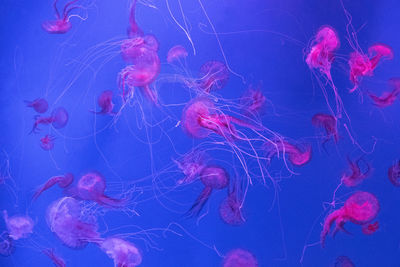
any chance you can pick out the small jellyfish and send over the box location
[42,249,66,267]
[388,160,400,186]
[222,248,258,267]
[368,77,400,108]
[3,210,34,240]
[167,45,188,63]
[33,173,74,200]
[311,113,339,146]
[0,232,14,257]
[219,178,245,226]
[42,0,82,34]
[32,107,69,133]
[362,221,379,235]
[264,139,312,167]
[173,150,209,185]
[93,90,114,115]
[198,61,229,93]
[25,98,48,113]
[341,156,371,187]
[40,135,56,151]
[320,191,380,247]
[120,35,159,65]
[187,165,229,217]
[240,85,266,115]
[333,256,355,267]
[100,237,142,267]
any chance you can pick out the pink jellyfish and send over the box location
[33,173,74,200]
[93,90,115,115]
[40,135,56,151]
[333,256,355,267]
[173,150,209,185]
[42,0,82,34]
[198,61,229,93]
[341,156,371,187]
[311,113,339,146]
[46,197,100,248]
[222,248,258,267]
[31,107,69,133]
[388,161,400,186]
[362,221,379,235]
[240,85,266,115]
[187,165,229,217]
[219,178,245,226]
[368,78,400,108]
[181,97,258,141]
[100,237,142,267]
[25,98,48,113]
[0,233,14,256]
[167,45,188,63]
[126,0,143,38]
[3,211,34,240]
[320,191,380,247]
[264,139,312,167]
[349,43,394,93]
[42,249,66,267]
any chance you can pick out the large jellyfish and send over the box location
[311,113,339,146]
[46,197,100,248]
[388,160,400,186]
[222,248,258,267]
[31,107,69,133]
[25,98,48,113]
[320,191,380,247]
[219,178,245,226]
[42,0,83,34]
[33,173,74,200]
[3,211,34,240]
[341,156,371,187]
[187,165,229,217]
[197,61,229,93]
[100,237,142,267]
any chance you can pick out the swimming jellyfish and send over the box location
[388,160,400,186]
[198,61,229,93]
[100,237,142,267]
[173,150,209,185]
[222,248,258,267]
[361,221,379,235]
[40,135,56,151]
[311,113,339,145]
[368,78,400,108]
[333,255,355,267]
[219,178,245,226]
[264,139,312,167]
[93,90,115,115]
[3,210,34,240]
[42,0,82,34]
[320,191,380,247]
[33,173,74,200]
[31,107,69,133]
[167,45,188,63]
[25,98,48,113]
[341,156,371,187]
[240,85,267,115]
[0,233,14,257]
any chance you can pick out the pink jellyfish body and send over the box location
[388,160,400,186]
[32,107,69,133]
[311,113,339,146]
[46,197,100,248]
[25,98,48,113]
[42,249,66,267]
[93,90,114,115]
[174,150,209,185]
[187,165,229,217]
[100,237,142,267]
[219,178,245,226]
[333,256,355,267]
[222,248,258,267]
[368,77,400,108]
[33,173,74,200]
[167,45,188,63]
[198,61,229,93]
[265,140,312,167]
[40,135,56,151]
[3,211,34,240]
[321,191,380,247]
[240,85,267,116]
[42,0,82,34]
[0,233,14,256]
[362,221,379,235]
[341,157,371,187]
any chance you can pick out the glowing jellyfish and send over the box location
[222,248,258,267]
[198,61,229,93]
[320,191,380,247]
[362,221,379,235]
[264,139,312,167]
[40,135,56,151]
[341,157,371,187]
[167,45,188,63]
[100,237,142,267]
[46,197,100,248]
[42,249,66,267]
[219,178,245,226]
[240,85,266,115]
[32,107,69,133]
[93,90,114,115]
[311,113,339,145]
[42,0,82,34]
[25,98,48,113]
[368,78,400,108]
[173,150,209,185]
[0,233,14,257]
[187,165,229,217]
[3,210,34,240]
[333,256,355,267]
[33,173,74,200]
[388,160,400,186]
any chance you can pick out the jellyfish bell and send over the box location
[100,237,142,267]
[333,255,355,267]
[222,248,258,267]
[167,45,188,63]
[198,60,229,93]
[25,98,49,113]
[3,211,34,241]
[219,178,245,226]
[388,161,400,186]
[51,107,69,129]
[42,20,72,34]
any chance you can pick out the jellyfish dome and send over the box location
[3,210,34,240]
[343,191,380,224]
[222,248,258,267]
[100,237,142,267]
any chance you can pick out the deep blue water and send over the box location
[1,0,400,266]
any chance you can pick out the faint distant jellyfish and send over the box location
[33,173,74,200]
[126,0,143,38]
[368,77,400,108]
[187,165,229,217]
[240,86,266,115]
[222,248,258,267]
[219,178,245,226]
[320,191,380,247]
[93,90,114,115]
[311,113,339,145]
[341,156,371,187]
[174,150,209,185]
[3,211,34,240]
[100,237,142,267]
[333,256,355,267]
[42,0,82,34]
[32,107,69,133]
[25,98,48,113]
[47,197,100,248]
[198,61,229,93]
[40,135,55,151]
[0,232,14,257]
[42,249,66,267]
[167,45,188,63]
[388,160,400,186]
[362,221,379,235]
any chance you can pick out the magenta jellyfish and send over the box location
[219,178,245,226]
[33,173,74,200]
[167,45,188,63]
[42,249,66,267]
[341,156,371,187]
[100,237,142,267]
[0,232,14,256]
[222,248,258,267]
[311,113,339,146]
[40,135,56,151]
[198,61,229,93]
[264,139,312,167]
[93,90,115,115]
[25,98,48,113]
[46,197,100,248]
[173,150,209,185]
[187,165,229,217]
[32,107,69,133]
[368,77,400,108]
[3,210,34,240]
[388,160,400,186]
[362,221,379,235]
[42,0,82,34]
[240,85,267,115]
[333,256,355,267]
[320,191,380,247]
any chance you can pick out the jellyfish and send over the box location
[368,77,400,108]
[120,35,159,65]
[100,237,142,267]
[219,178,245,226]
[222,248,258,267]
[198,61,229,93]
[320,191,380,247]
[46,197,100,248]
[40,135,56,151]
[31,107,69,133]
[187,165,229,217]
[173,150,209,185]
[42,0,82,34]
[93,90,115,115]
[167,45,188,63]
[240,85,266,115]
[25,98,48,113]
[311,113,339,146]
[264,139,312,167]
[341,156,371,187]
[33,173,74,200]
[333,256,355,267]
[126,0,143,38]
[0,232,14,257]
[388,160,400,186]
[42,249,66,267]
[362,221,379,235]
[3,210,34,240]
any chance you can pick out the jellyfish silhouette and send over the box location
[31,107,69,133]
[25,98,48,113]
[222,248,258,267]
[33,173,74,200]
[3,211,34,240]
[42,0,83,34]
[100,237,142,267]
